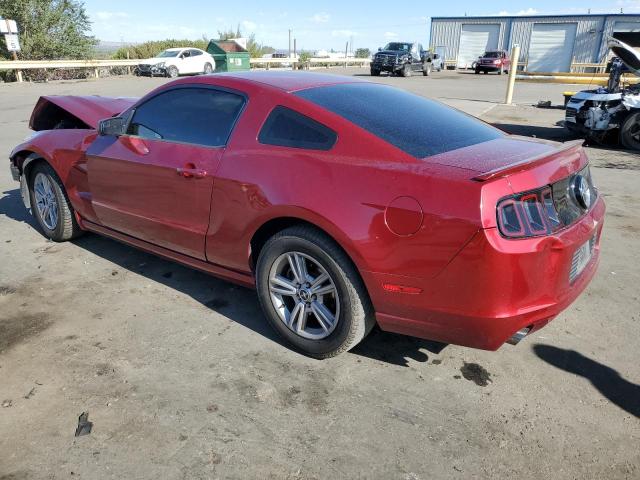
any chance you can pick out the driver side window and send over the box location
[127,88,245,147]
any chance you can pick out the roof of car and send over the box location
[215,71,368,92]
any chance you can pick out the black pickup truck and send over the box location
[371,42,439,77]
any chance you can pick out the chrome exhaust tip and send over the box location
[507,327,531,346]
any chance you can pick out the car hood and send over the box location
[608,32,640,75]
[140,56,176,64]
[376,50,407,56]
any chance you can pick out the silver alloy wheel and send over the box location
[268,251,340,340]
[33,172,58,230]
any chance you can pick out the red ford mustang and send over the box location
[9,72,605,358]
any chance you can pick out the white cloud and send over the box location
[311,12,330,23]
[384,31,398,39]
[496,8,538,16]
[241,20,257,31]
[95,11,129,21]
[331,29,357,38]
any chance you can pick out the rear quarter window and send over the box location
[258,106,337,151]
[295,83,503,158]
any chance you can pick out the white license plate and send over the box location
[570,237,595,283]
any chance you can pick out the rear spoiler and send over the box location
[472,140,584,181]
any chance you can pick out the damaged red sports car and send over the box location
[9,72,605,358]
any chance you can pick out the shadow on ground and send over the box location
[350,328,447,367]
[533,344,640,418]
[2,187,445,365]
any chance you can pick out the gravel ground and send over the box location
[0,69,638,480]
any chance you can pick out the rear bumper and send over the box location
[364,196,606,350]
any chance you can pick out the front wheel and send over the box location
[167,66,179,78]
[370,68,380,76]
[28,162,83,242]
[422,62,432,76]
[620,111,640,151]
[256,226,375,358]
[401,63,411,77]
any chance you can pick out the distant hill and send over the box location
[94,40,138,58]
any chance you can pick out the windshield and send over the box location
[483,51,501,58]
[156,50,181,58]
[383,43,411,52]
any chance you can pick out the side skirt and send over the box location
[79,218,255,288]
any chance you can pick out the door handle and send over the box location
[176,167,207,179]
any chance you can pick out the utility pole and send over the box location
[288,29,292,58]
[293,38,297,70]
[344,41,349,68]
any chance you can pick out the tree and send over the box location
[0,0,96,60]
[355,48,371,59]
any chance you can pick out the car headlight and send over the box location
[396,55,407,63]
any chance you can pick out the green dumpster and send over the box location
[206,40,251,72]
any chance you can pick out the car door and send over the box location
[189,49,205,72]
[178,49,194,73]
[86,86,246,260]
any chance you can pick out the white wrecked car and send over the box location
[136,48,215,78]
[566,32,640,150]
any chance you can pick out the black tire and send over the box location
[167,66,179,78]
[498,69,503,75]
[28,162,83,242]
[422,62,432,76]
[370,68,380,76]
[203,63,213,74]
[620,111,640,151]
[475,68,480,74]
[401,63,411,77]
[256,226,375,358]
[483,70,488,74]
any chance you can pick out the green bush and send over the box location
[113,39,209,60]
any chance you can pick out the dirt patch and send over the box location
[460,362,493,387]
[0,313,52,353]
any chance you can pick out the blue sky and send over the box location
[86,0,640,50]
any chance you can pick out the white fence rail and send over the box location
[0,57,371,81]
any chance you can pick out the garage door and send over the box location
[613,21,640,32]
[457,24,500,69]
[527,23,577,73]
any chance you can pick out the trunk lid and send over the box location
[425,136,583,181]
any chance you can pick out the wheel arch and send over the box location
[10,150,52,210]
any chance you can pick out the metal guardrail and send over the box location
[249,57,370,69]
[0,59,139,82]
[0,57,370,81]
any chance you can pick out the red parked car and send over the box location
[9,72,604,358]
[475,50,511,74]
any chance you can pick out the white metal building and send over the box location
[430,14,640,72]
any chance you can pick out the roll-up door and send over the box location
[527,23,577,72]
[457,24,500,69]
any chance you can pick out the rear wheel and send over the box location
[203,62,213,74]
[256,226,375,358]
[620,111,640,151]
[28,162,82,242]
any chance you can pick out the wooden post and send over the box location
[344,42,348,68]
[11,51,23,82]
[94,67,99,78]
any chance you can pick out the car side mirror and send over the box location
[378,47,382,51]
[98,117,126,136]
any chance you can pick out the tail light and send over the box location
[497,187,561,238]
